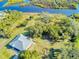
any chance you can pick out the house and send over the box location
[9,34,33,51]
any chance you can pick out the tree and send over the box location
[0,10,22,38]
[47,43,79,59]
[61,43,79,59]
[26,13,77,42]
[18,50,41,59]
[48,48,61,59]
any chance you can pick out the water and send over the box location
[0,0,79,16]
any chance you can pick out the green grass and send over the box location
[75,36,79,49]
[0,47,15,59]
[0,39,4,43]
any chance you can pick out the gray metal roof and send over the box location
[9,34,33,51]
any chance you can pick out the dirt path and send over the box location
[0,40,7,49]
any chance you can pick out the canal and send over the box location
[0,0,79,16]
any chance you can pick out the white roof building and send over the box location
[9,34,33,51]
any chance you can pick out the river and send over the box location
[0,0,79,16]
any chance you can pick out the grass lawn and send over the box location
[75,36,79,49]
[0,47,15,59]
[0,39,4,43]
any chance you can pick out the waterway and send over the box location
[0,0,79,16]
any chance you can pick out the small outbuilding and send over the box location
[9,34,33,51]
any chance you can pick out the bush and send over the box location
[18,50,41,59]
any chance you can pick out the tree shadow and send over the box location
[42,31,53,42]
[10,55,15,59]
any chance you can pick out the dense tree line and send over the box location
[26,14,78,42]
[30,0,78,9]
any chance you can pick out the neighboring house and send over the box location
[9,34,33,51]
